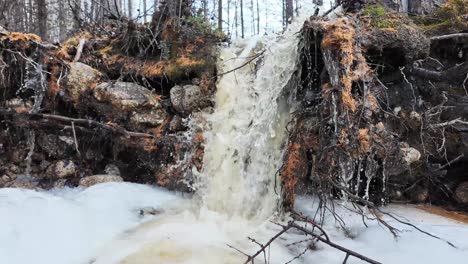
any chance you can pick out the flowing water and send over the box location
[93,3,330,263]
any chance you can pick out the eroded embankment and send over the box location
[280,5,468,212]
[0,13,221,191]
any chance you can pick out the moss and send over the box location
[412,0,468,36]
[362,5,396,29]
[363,5,386,17]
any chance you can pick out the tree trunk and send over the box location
[128,0,133,18]
[240,0,244,38]
[36,0,47,40]
[218,0,223,31]
[285,0,293,24]
[58,0,67,41]
[143,0,147,23]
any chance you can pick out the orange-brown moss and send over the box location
[321,18,372,112]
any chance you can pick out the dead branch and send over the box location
[73,38,86,62]
[243,223,290,264]
[408,63,468,84]
[289,222,382,264]
[0,109,155,139]
[216,50,265,78]
[240,220,381,264]
[430,118,468,129]
[430,33,468,41]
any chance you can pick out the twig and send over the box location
[243,224,291,264]
[216,50,265,78]
[71,121,81,157]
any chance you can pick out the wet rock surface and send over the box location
[79,175,124,187]
[170,85,212,114]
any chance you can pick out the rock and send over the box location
[5,175,38,189]
[138,207,163,217]
[52,179,68,189]
[409,186,429,203]
[0,25,8,35]
[130,110,167,127]
[400,147,421,164]
[79,175,123,187]
[94,82,160,112]
[46,160,76,179]
[5,98,32,113]
[454,182,468,204]
[104,164,121,176]
[408,0,446,14]
[170,85,211,114]
[9,148,27,164]
[169,115,185,132]
[37,134,73,158]
[66,62,101,103]
[0,174,11,186]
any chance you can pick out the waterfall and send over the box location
[197,38,297,220]
[92,3,331,263]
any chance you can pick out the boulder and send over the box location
[93,82,167,127]
[37,134,74,158]
[400,147,421,165]
[94,82,160,112]
[66,62,101,103]
[79,175,123,187]
[104,164,121,176]
[170,85,211,114]
[455,182,468,204]
[130,110,167,127]
[46,160,76,179]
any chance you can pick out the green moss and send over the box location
[363,5,387,17]
[362,5,398,29]
[411,0,468,35]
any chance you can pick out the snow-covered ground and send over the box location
[0,183,467,264]
[0,183,186,264]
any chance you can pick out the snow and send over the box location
[1,184,467,264]
[0,183,185,264]
[295,196,468,264]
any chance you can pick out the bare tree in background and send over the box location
[143,0,147,23]
[128,0,133,18]
[285,0,293,24]
[218,0,222,31]
[37,0,48,39]
[240,0,244,38]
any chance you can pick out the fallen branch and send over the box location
[215,50,265,78]
[73,38,86,62]
[290,222,382,264]
[408,63,468,84]
[430,33,468,41]
[430,118,468,129]
[0,109,155,139]
[240,220,381,264]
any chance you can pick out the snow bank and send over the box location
[0,183,184,264]
[295,196,468,264]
